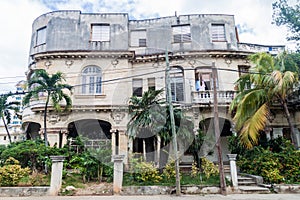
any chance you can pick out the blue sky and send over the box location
[0,0,295,93]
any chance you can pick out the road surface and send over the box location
[0,194,299,200]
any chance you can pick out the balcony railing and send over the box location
[192,90,236,104]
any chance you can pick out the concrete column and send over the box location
[156,136,161,167]
[111,131,116,155]
[49,156,65,196]
[227,154,238,188]
[112,154,125,194]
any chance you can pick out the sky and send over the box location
[0,0,296,93]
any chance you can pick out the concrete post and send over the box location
[112,154,125,194]
[227,154,238,188]
[49,156,65,196]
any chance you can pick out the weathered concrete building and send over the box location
[0,81,25,146]
[22,10,298,164]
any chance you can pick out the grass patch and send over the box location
[62,173,85,189]
[18,172,50,186]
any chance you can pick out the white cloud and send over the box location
[0,0,293,93]
[0,0,49,92]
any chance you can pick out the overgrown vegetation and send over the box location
[229,136,300,184]
[123,154,221,186]
[0,157,31,186]
[0,137,113,187]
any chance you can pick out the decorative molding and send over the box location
[111,111,125,124]
[48,114,60,124]
[111,59,119,67]
[65,60,73,67]
[44,60,52,68]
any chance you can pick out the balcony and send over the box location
[192,90,236,104]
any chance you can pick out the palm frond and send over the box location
[233,88,268,131]
[239,103,270,148]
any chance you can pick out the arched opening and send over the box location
[67,119,111,149]
[198,117,233,162]
[81,66,102,94]
[24,122,41,140]
[132,128,157,162]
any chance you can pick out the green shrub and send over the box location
[128,155,162,183]
[162,160,177,180]
[0,140,67,172]
[191,161,199,178]
[136,161,162,183]
[0,157,31,186]
[237,141,300,184]
[200,157,219,179]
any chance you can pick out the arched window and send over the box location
[170,66,184,102]
[81,66,102,94]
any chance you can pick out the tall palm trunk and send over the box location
[44,94,50,147]
[282,100,297,147]
[2,117,12,144]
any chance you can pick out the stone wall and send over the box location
[0,186,50,197]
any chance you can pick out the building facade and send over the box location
[22,10,298,164]
[0,81,25,146]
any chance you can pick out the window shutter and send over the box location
[212,24,225,41]
[91,24,110,41]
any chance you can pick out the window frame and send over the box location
[172,25,191,43]
[36,26,47,46]
[211,24,226,42]
[81,66,102,95]
[170,67,184,102]
[132,78,143,97]
[148,78,155,91]
[238,65,250,77]
[91,24,110,42]
[130,30,147,47]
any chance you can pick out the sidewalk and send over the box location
[0,194,299,200]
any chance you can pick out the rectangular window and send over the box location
[130,30,147,47]
[238,65,250,77]
[238,65,251,89]
[171,77,184,101]
[139,39,147,47]
[211,24,226,42]
[133,79,143,97]
[36,27,46,46]
[91,24,110,41]
[148,78,155,91]
[195,72,213,90]
[172,25,191,43]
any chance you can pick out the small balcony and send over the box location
[192,90,236,104]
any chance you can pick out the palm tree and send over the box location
[127,89,193,167]
[23,69,72,146]
[127,88,165,139]
[0,93,20,144]
[230,52,298,148]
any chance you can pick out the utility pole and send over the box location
[212,63,227,195]
[165,50,181,196]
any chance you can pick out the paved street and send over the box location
[0,194,299,200]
